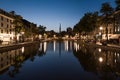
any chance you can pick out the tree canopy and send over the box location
[73,12,99,34]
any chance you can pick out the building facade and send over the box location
[0,9,15,44]
[93,10,120,42]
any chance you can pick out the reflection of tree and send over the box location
[73,45,120,80]
[73,48,97,72]
[6,43,42,78]
[8,54,23,78]
[37,42,46,57]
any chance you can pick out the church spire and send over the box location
[59,23,61,33]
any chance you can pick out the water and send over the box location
[0,40,120,80]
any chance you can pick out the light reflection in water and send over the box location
[53,40,56,52]
[0,41,120,80]
[44,42,47,52]
[64,40,68,51]
[70,41,72,50]
[73,44,120,80]
[21,46,24,53]
[99,57,103,63]
[39,42,47,53]
[39,43,43,51]
[73,42,80,51]
[98,48,102,52]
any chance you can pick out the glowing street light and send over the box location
[99,26,103,30]
[99,26,103,40]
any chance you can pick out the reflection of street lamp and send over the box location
[98,48,102,52]
[99,57,103,63]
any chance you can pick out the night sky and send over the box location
[0,0,115,31]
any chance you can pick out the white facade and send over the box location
[0,13,15,43]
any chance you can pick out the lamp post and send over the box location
[99,26,103,41]
[21,32,24,42]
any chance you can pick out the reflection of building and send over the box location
[73,45,120,79]
[39,42,47,53]
[64,40,73,51]
[0,48,22,72]
[0,44,40,74]
[0,9,14,43]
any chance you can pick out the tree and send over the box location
[73,12,99,38]
[13,15,24,35]
[38,25,46,35]
[100,2,114,41]
[115,0,120,10]
[66,27,73,37]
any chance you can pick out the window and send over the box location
[115,27,116,32]
[1,64,3,68]
[7,30,9,34]
[1,23,3,27]
[10,25,11,28]
[1,16,3,21]
[10,20,12,24]
[1,30,3,33]
[10,29,12,34]
[1,57,3,61]
[7,19,9,22]
[7,24,9,28]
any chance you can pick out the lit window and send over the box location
[118,28,120,31]
[115,27,116,32]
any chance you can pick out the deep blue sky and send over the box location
[0,0,115,31]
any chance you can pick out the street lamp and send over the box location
[100,26,103,31]
[99,26,103,41]
[21,31,24,42]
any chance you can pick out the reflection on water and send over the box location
[53,40,56,52]
[64,40,73,52]
[0,40,120,80]
[73,41,120,80]
[0,43,42,77]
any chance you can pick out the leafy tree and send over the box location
[100,2,114,41]
[13,15,24,35]
[38,25,46,35]
[73,12,99,37]
[115,0,120,10]
[66,27,73,37]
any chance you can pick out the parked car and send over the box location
[101,40,107,46]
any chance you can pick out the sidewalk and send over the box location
[0,41,38,48]
[107,44,120,48]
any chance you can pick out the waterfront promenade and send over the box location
[0,41,39,52]
[0,39,120,52]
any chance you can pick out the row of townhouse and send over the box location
[0,9,38,44]
[0,9,15,44]
[93,10,120,43]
